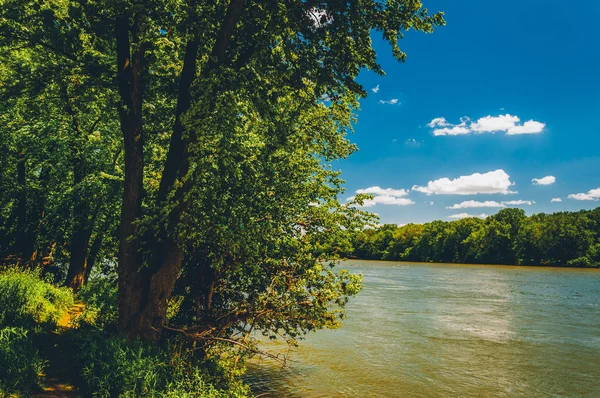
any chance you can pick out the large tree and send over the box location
[0,0,445,342]
[109,0,444,341]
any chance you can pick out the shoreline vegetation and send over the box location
[344,258,600,269]
[341,207,600,268]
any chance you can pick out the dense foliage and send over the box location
[350,207,600,267]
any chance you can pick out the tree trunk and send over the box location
[64,190,92,290]
[116,0,246,342]
[64,155,91,290]
[61,82,93,291]
[115,13,147,339]
[15,147,28,265]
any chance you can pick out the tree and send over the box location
[107,0,445,341]
[0,0,445,342]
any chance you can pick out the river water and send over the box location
[246,260,600,397]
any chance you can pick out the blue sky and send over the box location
[339,0,600,225]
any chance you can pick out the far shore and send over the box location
[341,258,600,270]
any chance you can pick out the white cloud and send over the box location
[507,120,546,135]
[433,123,470,136]
[448,213,488,219]
[412,169,516,195]
[349,196,414,207]
[427,117,449,128]
[446,200,505,209]
[425,201,434,206]
[447,199,534,209]
[551,198,562,202]
[428,114,545,136]
[371,195,415,206]
[503,200,535,206]
[356,186,409,197]
[349,186,414,207]
[471,114,520,133]
[371,85,380,93]
[568,188,600,201]
[379,99,399,105]
[532,175,556,185]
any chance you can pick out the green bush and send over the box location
[0,269,74,328]
[0,326,46,396]
[76,278,118,330]
[566,256,593,267]
[66,330,250,398]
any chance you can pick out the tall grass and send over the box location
[66,330,250,398]
[0,268,74,328]
[0,326,46,395]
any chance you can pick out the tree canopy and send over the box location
[0,0,445,348]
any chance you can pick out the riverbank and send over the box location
[345,258,600,269]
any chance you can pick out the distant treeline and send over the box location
[346,207,600,267]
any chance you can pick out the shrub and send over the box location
[0,269,74,328]
[566,256,593,267]
[66,329,250,398]
[0,326,46,396]
[76,278,118,330]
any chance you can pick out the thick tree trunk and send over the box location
[116,0,246,342]
[115,13,147,339]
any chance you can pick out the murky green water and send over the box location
[246,260,600,397]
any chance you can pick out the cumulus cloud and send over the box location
[448,213,488,219]
[412,169,516,195]
[507,120,546,135]
[349,186,414,207]
[379,99,399,105]
[428,114,545,136]
[532,175,556,185]
[551,198,562,202]
[568,188,600,201]
[447,199,534,209]
[433,124,470,136]
[348,196,414,207]
[356,186,409,197]
[427,117,449,128]
[471,114,520,133]
[503,200,535,206]
[446,200,505,209]
[371,85,380,93]
[370,195,415,206]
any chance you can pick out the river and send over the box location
[246,260,600,397]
